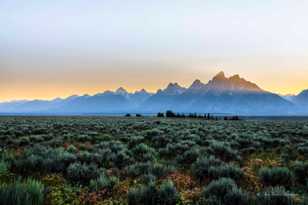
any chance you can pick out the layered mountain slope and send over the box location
[0,71,304,115]
[185,71,263,94]
[141,83,187,111]
[142,72,293,115]
[294,90,308,105]
[205,71,263,92]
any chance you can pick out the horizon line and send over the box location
[1,82,306,103]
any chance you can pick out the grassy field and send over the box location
[1,116,308,205]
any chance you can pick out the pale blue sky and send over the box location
[1,0,308,100]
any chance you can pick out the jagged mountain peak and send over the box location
[213,71,226,80]
[161,82,186,95]
[191,79,202,84]
[134,88,148,94]
[293,89,308,105]
[115,87,128,95]
[166,82,180,88]
[184,71,264,93]
[229,74,240,80]
[189,79,206,89]
[207,71,263,93]
[298,89,308,96]
[66,95,79,100]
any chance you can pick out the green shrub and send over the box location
[202,178,237,199]
[224,188,250,205]
[96,141,132,168]
[112,150,132,168]
[144,128,164,139]
[199,178,249,205]
[0,179,45,205]
[297,146,308,157]
[66,145,78,153]
[152,135,171,149]
[149,163,174,178]
[292,161,308,185]
[66,162,99,184]
[127,162,151,177]
[0,161,8,176]
[157,181,180,205]
[18,136,31,146]
[128,136,145,148]
[49,148,77,172]
[128,180,180,205]
[89,173,118,192]
[259,167,293,187]
[207,141,240,162]
[164,140,197,156]
[176,147,200,165]
[208,164,243,181]
[127,162,173,179]
[256,186,294,205]
[139,174,156,185]
[0,150,14,166]
[132,143,158,162]
[281,146,298,164]
[14,146,76,174]
[191,156,223,181]
[128,183,157,205]
[77,151,93,163]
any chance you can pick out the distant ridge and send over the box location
[295,90,308,105]
[159,83,186,95]
[0,71,307,115]
[206,71,263,92]
[186,71,263,93]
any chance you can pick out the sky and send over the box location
[1,0,308,101]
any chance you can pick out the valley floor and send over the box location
[1,116,308,205]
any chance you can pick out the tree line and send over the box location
[124,110,240,120]
[157,110,240,120]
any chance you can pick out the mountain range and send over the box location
[1,71,307,115]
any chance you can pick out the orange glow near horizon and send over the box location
[1,1,308,102]
[1,74,307,102]
[1,55,308,102]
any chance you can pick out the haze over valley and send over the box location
[1,71,307,115]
